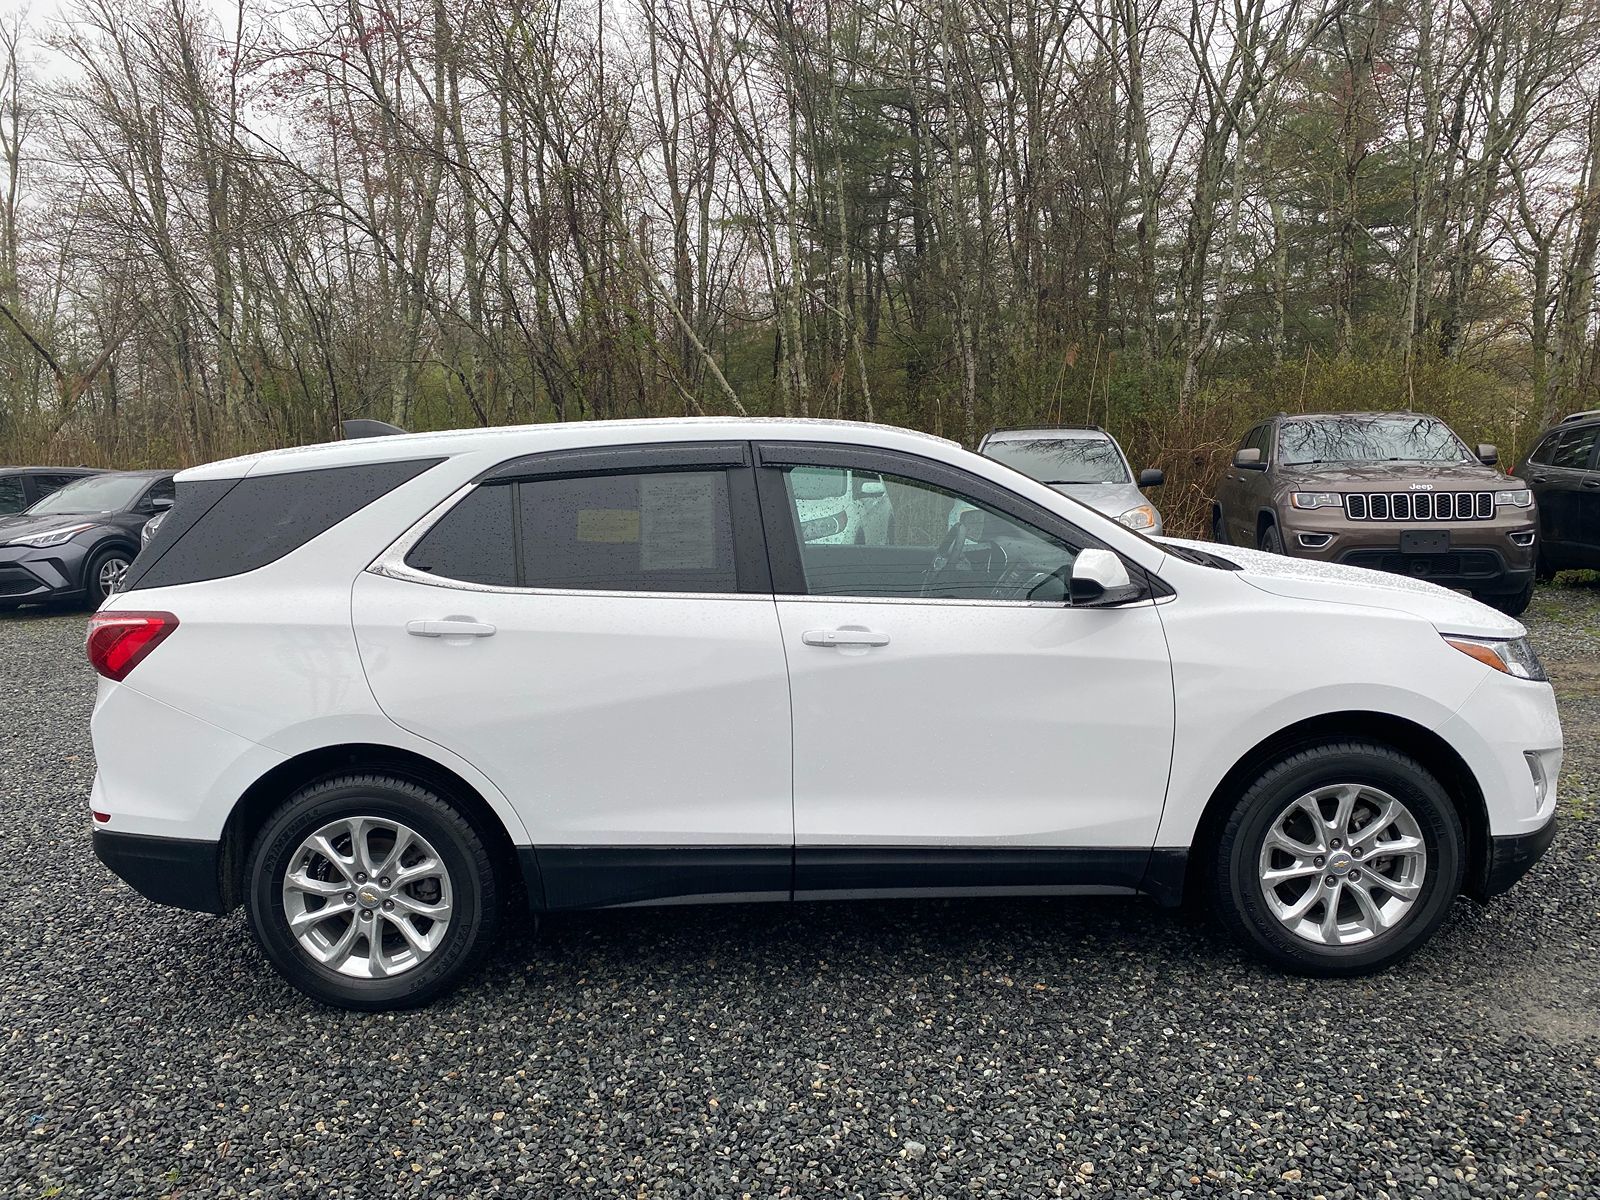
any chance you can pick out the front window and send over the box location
[985,437,1130,485]
[780,464,1079,602]
[26,473,152,515]
[1278,417,1471,466]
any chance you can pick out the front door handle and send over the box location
[802,628,890,648]
[1582,480,1600,490]
[406,618,497,638]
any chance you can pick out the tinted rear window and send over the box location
[127,458,442,590]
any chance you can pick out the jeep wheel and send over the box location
[1480,581,1534,618]
[1212,509,1228,545]
[1258,523,1284,555]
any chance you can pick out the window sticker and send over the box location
[575,508,641,543]
[640,475,717,571]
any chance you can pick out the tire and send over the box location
[1258,522,1285,555]
[246,774,500,1010]
[1481,580,1534,618]
[84,545,133,607]
[1211,741,1464,976]
[1211,508,1228,545]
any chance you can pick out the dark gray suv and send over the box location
[0,470,175,610]
[1514,411,1600,576]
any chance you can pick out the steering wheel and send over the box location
[920,520,1008,598]
[919,520,971,598]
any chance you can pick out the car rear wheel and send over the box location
[246,774,500,1010]
[1212,741,1464,975]
[84,547,131,607]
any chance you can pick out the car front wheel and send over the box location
[246,774,500,1009]
[84,546,132,606]
[1212,741,1464,975]
[1480,580,1534,618]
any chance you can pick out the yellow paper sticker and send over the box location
[575,508,641,543]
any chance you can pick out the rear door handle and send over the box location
[802,628,890,647]
[406,618,497,638]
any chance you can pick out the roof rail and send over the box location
[985,424,1105,436]
[342,419,408,439]
[1559,409,1600,424]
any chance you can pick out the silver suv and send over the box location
[978,426,1165,534]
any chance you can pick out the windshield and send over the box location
[986,437,1130,484]
[1278,417,1470,466]
[26,473,151,515]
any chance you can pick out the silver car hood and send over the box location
[1048,481,1147,520]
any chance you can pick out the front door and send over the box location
[353,443,794,908]
[753,443,1176,896]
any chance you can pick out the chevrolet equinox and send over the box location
[88,419,1562,1009]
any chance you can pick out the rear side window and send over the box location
[0,475,23,514]
[1551,425,1599,470]
[519,471,737,592]
[127,458,442,590]
[406,469,740,594]
[405,484,516,586]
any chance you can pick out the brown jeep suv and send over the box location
[1212,412,1538,616]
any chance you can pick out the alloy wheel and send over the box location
[98,556,130,596]
[1257,783,1427,947]
[281,815,454,978]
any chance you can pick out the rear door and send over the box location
[352,443,795,908]
[753,441,1175,896]
[1528,424,1600,565]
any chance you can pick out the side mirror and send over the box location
[1477,444,1498,466]
[151,496,175,511]
[1233,448,1264,470]
[1139,468,1165,488]
[1069,548,1142,607]
[857,478,886,497]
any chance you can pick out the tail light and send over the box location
[86,611,179,681]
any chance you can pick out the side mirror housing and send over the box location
[1477,444,1498,466]
[857,477,886,497]
[1069,548,1143,607]
[1233,448,1264,470]
[151,496,175,511]
[1139,468,1165,488]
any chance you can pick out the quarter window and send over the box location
[406,484,516,586]
[778,465,1078,602]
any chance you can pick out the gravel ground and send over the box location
[2,584,1598,1199]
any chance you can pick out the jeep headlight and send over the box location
[1495,489,1534,508]
[1290,492,1344,510]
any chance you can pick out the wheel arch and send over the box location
[1182,710,1489,904]
[217,743,527,911]
[1256,508,1278,542]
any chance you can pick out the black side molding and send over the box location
[533,846,792,909]
[794,846,1150,899]
[94,829,226,915]
[1472,815,1557,901]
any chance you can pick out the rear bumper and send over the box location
[93,828,227,914]
[1474,814,1558,900]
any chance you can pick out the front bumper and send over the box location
[0,543,90,603]
[1277,510,1536,593]
[1474,814,1557,900]
[93,828,227,913]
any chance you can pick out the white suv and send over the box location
[87,419,1562,1009]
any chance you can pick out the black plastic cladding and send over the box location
[125,458,444,591]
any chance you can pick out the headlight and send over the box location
[800,511,848,541]
[1443,635,1547,681]
[1290,492,1344,510]
[1495,489,1534,508]
[8,522,95,548]
[1117,504,1157,530]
